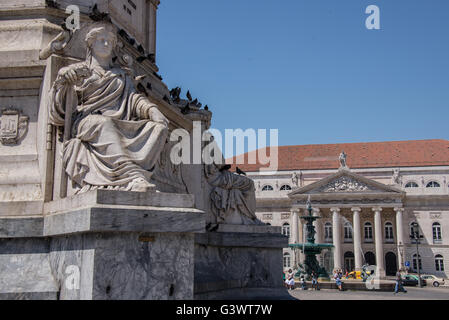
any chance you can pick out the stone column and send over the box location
[148,0,160,57]
[331,207,342,271]
[373,207,386,278]
[298,210,305,266]
[351,207,363,271]
[394,207,405,270]
[313,208,322,265]
[291,208,299,244]
[290,208,299,269]
[313,208,322,243]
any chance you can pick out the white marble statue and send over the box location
[205,163,259,225]
[48,23,169,193]
[291,171,302,187]
[392,168,400,185]
[339,151,347,168]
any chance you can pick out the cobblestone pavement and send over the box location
[288,286,449,300]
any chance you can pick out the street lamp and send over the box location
[410,222,424,288]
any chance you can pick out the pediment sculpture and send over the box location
[47,22,169,193]
[318,176,371,192]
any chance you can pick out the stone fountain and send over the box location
[289,196,333,280]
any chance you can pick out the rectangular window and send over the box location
[436,259,444,271]
[364,226,373,242]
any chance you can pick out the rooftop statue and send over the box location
[48,22,169,193]
[339,151,347,168]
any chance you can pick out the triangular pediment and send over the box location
[288,168,403,198]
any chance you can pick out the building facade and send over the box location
[236,139,449,278]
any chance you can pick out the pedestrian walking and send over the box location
[394,271,407,294]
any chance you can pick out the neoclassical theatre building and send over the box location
[235,139,449,278]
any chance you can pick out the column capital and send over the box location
[330,207,340,213]
[290,208,300,214]
[394,207,404,213]
[372,207,382,213]
[351,207,361,213]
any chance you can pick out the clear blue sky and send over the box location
[156,0,449,157]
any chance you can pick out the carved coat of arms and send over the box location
[0,108,29,145]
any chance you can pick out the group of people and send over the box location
[283,270,320,291]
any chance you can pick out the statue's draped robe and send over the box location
[49,64,168,189]
[205,164,258,224]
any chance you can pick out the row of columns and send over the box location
[290,206,405,277]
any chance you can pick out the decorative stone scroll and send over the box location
[318,176,371,192]
[281,213,291,219]
[0,108,29,145]
[429,212,441,219]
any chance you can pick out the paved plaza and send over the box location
[288,286,449,300]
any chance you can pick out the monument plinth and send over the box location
[1,189,204,300]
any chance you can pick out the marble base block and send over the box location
[0,190,205,300]
[193,225,290,300]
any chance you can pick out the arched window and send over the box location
[324,222,333,242]
[282,223,290,237]
[280,185,292,191]
[385,222,394,242]
[364,222,373,242]
[433,222,442,243]
[262,185,274,191]
[405,182,419,188]
[426,181,441,188]
[413,254,422,271]
[364,251,376,266]
[344,222,353,242]
[283,252,291,268]
[435,255,444,272]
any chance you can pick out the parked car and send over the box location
[421,274,445,287]
[401,274,427,286]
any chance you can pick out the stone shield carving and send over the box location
[0,108,29,145]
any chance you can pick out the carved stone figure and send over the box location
[339,151,347,168]
[205,163,259,225]
[291,172,298,187]
[48,22,168,193]
[392,169,400,185]
[291,171,302,187]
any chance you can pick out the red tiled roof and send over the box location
[227,139,449,172]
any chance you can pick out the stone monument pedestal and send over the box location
[194,225,290,300]
[0,190,205,300]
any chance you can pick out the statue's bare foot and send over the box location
[128,177,155,192]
